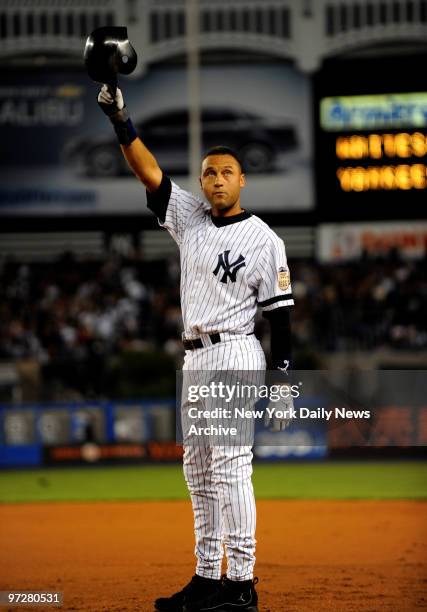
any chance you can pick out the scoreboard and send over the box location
[314,54,427,221]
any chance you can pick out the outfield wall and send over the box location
[0,400,328,467]
[1,397,425,468]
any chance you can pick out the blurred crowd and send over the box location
[0,250,426,397]
[290,254,427,352]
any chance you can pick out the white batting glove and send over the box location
[264,393,295,432]
[97,84,125,117]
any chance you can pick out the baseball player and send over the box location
[97,85,294,612]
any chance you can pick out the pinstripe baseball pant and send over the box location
[181,334,266,581]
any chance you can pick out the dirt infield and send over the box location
[1,500,426,611]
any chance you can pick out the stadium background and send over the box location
[0,1,426,610]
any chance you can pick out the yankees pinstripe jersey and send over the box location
[147,176,294,339]
[146,174,293,584]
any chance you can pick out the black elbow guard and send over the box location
[146,174,172,222]
[263,306,292,372]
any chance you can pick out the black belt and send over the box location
[183,332,254,351]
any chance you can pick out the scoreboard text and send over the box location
[321,93,427,193]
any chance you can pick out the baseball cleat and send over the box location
[154,574,221,612]
[183,576,259,612]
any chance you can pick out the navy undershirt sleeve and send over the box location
[146,173,172,223]
[262,306,292,371]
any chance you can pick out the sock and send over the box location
[226,578,252,590]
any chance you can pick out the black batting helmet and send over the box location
[83,26,137,89]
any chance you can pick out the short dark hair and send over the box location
[202,146,244,172]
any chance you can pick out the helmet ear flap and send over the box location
[115,35,138,76]
[84,26,138,89]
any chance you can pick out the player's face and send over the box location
[200,155,246,214]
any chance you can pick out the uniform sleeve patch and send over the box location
[278,268,290,291]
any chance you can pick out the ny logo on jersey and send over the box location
[213,250,246,283]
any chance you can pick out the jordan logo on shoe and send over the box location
[201,592,253,610]
[231,592,252,607]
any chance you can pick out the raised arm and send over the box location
[97,85,162,192]
[97,84,208,245]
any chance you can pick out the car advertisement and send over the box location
[0,62,313,216]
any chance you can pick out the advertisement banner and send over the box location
[320,92,427,131]
[0,63,313,216]
[317,221,427,262]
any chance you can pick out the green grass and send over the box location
[253,461,427,500]
[0,462,426,504]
